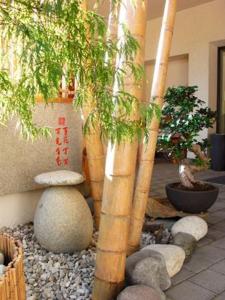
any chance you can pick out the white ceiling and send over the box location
[89,0,215,20]
[148,0,214,19]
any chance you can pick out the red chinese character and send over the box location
[56,137,62,146]
[62,147,69,155]
[63,127,68,135]
[56,156,62,166]
[58,117,66,126]
[56,147,61,155]
[55,128,61,135]
[63,158,69,165]
[63,135,69,144]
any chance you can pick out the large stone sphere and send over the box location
[34,186,93,253]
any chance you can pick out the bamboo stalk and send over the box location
[92,1,147,299]
[80,0,105,229]
[128,0,177,255]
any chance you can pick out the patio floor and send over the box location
[151,162,225,300]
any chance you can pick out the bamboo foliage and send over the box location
[92,1,147,299]
[128,0,177,254]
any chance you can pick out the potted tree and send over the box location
[158,86,218,213]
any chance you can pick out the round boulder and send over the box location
[34,170,84,186]
[171,216,208,241]
[172,232,197,262]
[34,186,93,253]
[117,285,163,300]
[141,244,185,277]
[126,250,171,291]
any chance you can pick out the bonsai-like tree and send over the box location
[158,85,216,188]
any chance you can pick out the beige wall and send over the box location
[144,55,189,101]
[145,0,225,137]
[0,103,83,196]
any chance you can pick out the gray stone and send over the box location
[76,182,91,198]
[141,244,185,277]
[171,216,208,241]
[0,251,4,264]
[132,257,170,298]
[85,197,94,215]
[172,232,197,261]
[117,285,163,300]
[34,186,93,253]
[0,264,5,276]
[126,250,171,292]
[34,170,84,186]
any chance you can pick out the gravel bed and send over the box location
[2,224,156,300]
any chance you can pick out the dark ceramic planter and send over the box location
[166,183,219,213]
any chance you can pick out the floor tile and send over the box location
[172,268,195,286]
[214,290,225,299]
[166,281,215,300]
[194,245,225,263]
[210,259,225,275]
[211,221,225,233]
[197,237,214,248]
[208,210,225,225]
[206,228,225,241]
[184,253,214,273]
[210,237,225,249]
[189,269,225,293]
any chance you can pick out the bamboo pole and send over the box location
[128,0,177,255]
[92,1,147,299]
[80,1,105,229]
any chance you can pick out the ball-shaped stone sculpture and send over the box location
[34,186,93,253]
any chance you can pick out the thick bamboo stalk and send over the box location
[128,0,177,255]
[92,1,147,299]
[80,1,105,229]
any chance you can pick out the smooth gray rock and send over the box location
[171,216,208,241]
[117,285,163,300]
[141,244,185,277]
[172,232,197,261]
[76,182,91,198]
[85,197,94,215]
[126,250,171,292]
[132,257,170,299]
[0,251,4,264]
[0,264,5,276]
[34,170,84,186]
[34,186,93,253]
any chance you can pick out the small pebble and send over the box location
[2,223,158,299]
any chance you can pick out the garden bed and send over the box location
[1,223,159,300]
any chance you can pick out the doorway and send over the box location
[218,47,225,133]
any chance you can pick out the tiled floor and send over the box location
[150,162,225,300]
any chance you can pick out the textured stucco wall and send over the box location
[0,190,43,228]
[0,103,83,196]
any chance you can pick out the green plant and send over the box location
[158,85,216,163]
[0,0,158,141]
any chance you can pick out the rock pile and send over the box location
[117,216,208,300]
